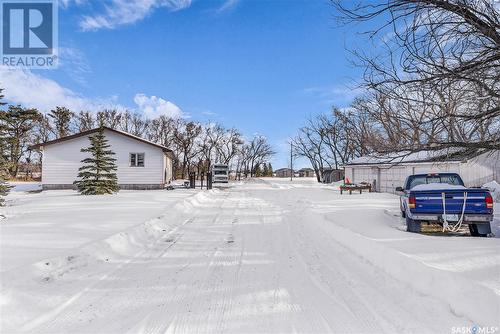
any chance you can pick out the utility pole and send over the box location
[290,141,293,182]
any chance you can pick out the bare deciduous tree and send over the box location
[332,0,500,152]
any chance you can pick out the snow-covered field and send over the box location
[1,178,499,333]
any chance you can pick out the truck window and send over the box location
[407,174,464,189]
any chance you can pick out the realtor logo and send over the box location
[1,0,58,68]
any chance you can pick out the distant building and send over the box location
[298,168,316,178]
[275,168,294,178]
[31,127,174,190]
[344,149,500,194]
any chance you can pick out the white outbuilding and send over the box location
[32,127,174,190]
[344,150,500,194]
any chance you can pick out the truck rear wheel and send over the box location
[406,217,421,233]
[469,224,491,237]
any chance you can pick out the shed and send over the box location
[31,127,174,190]
[344,149,500,194]
[321,168,345,184]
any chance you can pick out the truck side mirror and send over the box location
[395,187,404,192]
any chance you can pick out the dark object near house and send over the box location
[322,169,345,184]
[189,172,196,189]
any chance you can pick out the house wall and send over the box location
[459,151,500,187]
[42,129,168,189]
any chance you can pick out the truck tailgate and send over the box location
[411,189,490,214]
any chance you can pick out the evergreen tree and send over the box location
[267,163,273,177]
[0,154,10,206]
[74,127,119,195]
[0,88,10,206]
[0,88,6,107]
[49,106,73,138]
[254,164,262,177]
[0,105,40,177]
[262,163,269,177]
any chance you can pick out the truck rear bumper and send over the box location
[409,213,493,223]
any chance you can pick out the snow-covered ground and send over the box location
[1,184,194,271]
[1,179,499,333]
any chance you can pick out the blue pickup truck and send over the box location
[397,173,494,236]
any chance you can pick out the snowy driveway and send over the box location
[1,179,499,333]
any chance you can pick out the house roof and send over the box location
[298,168,315,172]
[30,126,173,154]
[345,148,485,166]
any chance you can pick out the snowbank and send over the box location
[1,189,219,331]
[483,180,500,202]
[0,189,194,271]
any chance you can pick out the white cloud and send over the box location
[217,0,239,13]
[201,110,217,116]
[60,0,87,9]
[79,0,192,31]
[302,84,363,106]
[0,68,187,120]
[58,47,91,85]
[0,66,124,112]
[134,93,185,118]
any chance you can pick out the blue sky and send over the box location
[1,0,369,168]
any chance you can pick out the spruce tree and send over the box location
[0,155,9,206]
[0,88,10,205]
[74,127,119,195]
[49,106,73,138]
[254,164,262,177]
[262,163,269,177]
[267,163,273,177]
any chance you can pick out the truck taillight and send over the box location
[485,193,493,209]
[409,196,416,209]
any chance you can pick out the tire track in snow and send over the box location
[251,187,473,333]
[24,192,232,334]
[155,191,247,334]
[21,215,193,333]
[107,191,235,334]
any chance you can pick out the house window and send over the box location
[130,153,145,167]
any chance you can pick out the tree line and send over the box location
[294,0,499,182]
[0,90,275,200]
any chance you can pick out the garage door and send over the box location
[379,167,406,193]
[352,167,377,185]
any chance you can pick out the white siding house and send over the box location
[32,127,174,190]
[345,150,500,194]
